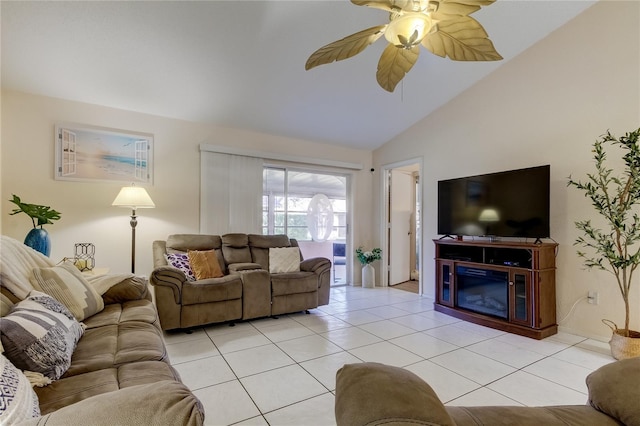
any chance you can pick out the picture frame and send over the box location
[54,123,153,184]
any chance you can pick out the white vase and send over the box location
[362,263,375,288]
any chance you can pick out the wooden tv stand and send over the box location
[434,239,558,339]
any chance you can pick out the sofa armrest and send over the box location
[335,363,456,426]
[18,381,204,426]
[150,266,187,304]
[300,257,330,274]
[101,276,151,304]
[587,358,640,425]
[229,262,263,273]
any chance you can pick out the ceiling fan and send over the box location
[305,0,503,92]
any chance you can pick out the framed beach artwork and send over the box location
[54,124,153,184]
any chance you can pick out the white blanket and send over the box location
[0,235,54,300]
[1,235,133,300]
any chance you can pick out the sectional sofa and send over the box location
[0,236,204,425]
[150,233,331,331]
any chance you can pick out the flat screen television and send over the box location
[437,165,550,239]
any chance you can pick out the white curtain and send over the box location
[200,152,263,235]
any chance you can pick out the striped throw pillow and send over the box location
[0,291,84,381]
[30,261,104,321]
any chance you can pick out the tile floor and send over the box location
[163,286,615,426]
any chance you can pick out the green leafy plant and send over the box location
[567,128,640,336]
[355,246,382,265]
[9,194,61,229]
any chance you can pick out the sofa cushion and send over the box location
[100,276,151,305]
[248,234,292,270]
[30,262,104,321]
[166,234,222,252]
[221,233,252,265]
[587,357,640,425]
[271,272,318,296]
[0,291,84,381]
[64,321,167,377]
[34,361,182,415]
[166,253,196,281]
[0,353,40,423]
[188,249,224,280]
[269,247,301,273]
[82,299,159,330]
[30,380,204,426]
[447,405,621,425]
[181,275,243,305]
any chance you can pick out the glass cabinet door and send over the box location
[437,260,454,307]
[509,270,531,326]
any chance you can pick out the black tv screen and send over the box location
[437,165,550,239]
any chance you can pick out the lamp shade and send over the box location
[479,208,500,222]
[112,186,155,209]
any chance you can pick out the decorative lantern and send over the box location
[74,243,95,271]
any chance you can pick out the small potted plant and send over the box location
[567,127,640,359]
[356,246,382,288]
[9,194,61,256]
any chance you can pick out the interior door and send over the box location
[389,170,412,285]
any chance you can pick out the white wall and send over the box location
[1,91,373,278]
[373,0,640,340]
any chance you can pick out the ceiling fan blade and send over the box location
[430,0,495,18]
[306,25,387,70]
[421,16,502,61]
[376,43,420,92]
[351,0,395,12]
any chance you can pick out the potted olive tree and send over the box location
[9,194,61,257]
[567,127,640,359]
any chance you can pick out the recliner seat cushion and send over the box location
[82,299,159,330]
[63,322,167,377]
[271,272,318,296]
[35,361,181,415]
[181,276,242,305]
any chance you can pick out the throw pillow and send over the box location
[165,253,196,281]
[187,249,224,280]
[0,290,84,382]
[30,261,104,321]
[0,354,40,424]
[269,247,301,273]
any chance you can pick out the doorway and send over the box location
[381,160,422,294]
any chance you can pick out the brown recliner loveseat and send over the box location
[150,233,331,331]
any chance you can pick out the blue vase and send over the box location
[24,228,51,257]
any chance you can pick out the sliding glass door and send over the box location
[263,167,349,285]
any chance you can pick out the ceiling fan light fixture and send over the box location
[305,0,502,92]
[384,12,432,48]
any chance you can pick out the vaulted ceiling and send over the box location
[1,1,596,150]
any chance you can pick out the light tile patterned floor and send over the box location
[164,286,614,426]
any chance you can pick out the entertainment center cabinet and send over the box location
[434,239,558,339]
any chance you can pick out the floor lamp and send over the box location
[112,185,155,274]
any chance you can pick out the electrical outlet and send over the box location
[588,291,599,305]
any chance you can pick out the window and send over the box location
[262,167,347,241]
